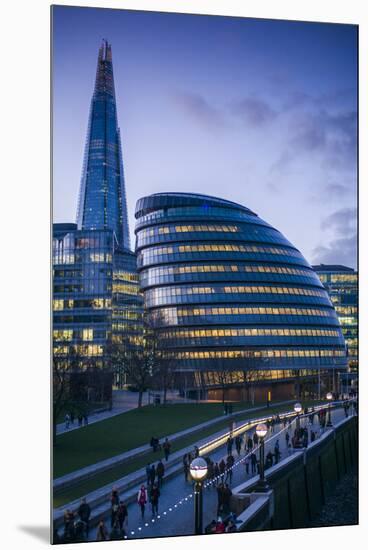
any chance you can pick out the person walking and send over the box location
[110,487,120,527]
[77,498,91,537]
[96,520,108,541]
[149,464,156,486]
[150,483,160,516]
[235,435,242,456]
[163,438,171,462]
[247,436,253,453]
[226,436,233,455]
[156,460,165,488]
[137,485,148,519]
[219,458,226,482]
[225,454,234,484]
[251,452,257,474]
[245,454,250,475]
[63,509,75,542]
[117,501,128,532]
[183,453,190,482]
[253,431,259,447]
[274,441,281,464]
[64,414,70,430]
[285,431,290,447]
[146,463,152,487]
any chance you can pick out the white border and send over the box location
[1,1,366,549]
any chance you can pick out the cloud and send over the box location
[321,207,357,235]
[231,97,277,127]
[172,91,224,130]
[312,234,357,269]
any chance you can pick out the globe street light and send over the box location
[190,457,208,535]
[255,423,269,492]
[294,402,302,432]
[326,391,333,427]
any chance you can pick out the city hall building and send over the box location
[135,193,347,401]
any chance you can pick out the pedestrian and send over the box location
[78,414,83,427]
[235,435,242,456]
[110,519,123,541]
[146,463,151,486]
[285,431,290,446]
[137,484,148,519]
[74,518,87,542]
[245,455,250,475]
[247,436,253,452]
[150,483,160,516]
[64,413,70,430]
[219,458,226,482]
[213,462,220,485]
[63,509,75,542]
[222,484,232,514]
[217,483,224,515]
[96,519,108,541]
[215,517,226,533]
[110,487,120,527]
[77,498,91,537]
[251,452,257,474]
[266,451,273,469]
[163,438,171,461]
[156,459,165,487]
[150,463,156,486]
[226,436,233,455]
[183,453,189,482]
[225,454,234,483]
[117,500,128,532]
[274,443,281,464]
[253,431,259,447]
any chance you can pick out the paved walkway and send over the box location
[83,405,349,541]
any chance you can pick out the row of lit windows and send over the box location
[112,283,140,295]
[54,344,103,356]
[146,285,326,300]
[113,271,139,282]
[139,243,301,257]
[201,369,312,385]
[335,306,358,315]
[53,328,95,341]
[159,327,340,339]
[161,349,346,360]
[139,224,240,238]
[318,274,357,284]
[142,264,314,278]
[170,305,335,318]
[89,253,112,263]
[53,298,112,311]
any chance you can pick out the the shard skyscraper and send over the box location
[53,41,142,398]
[76,40,130,250]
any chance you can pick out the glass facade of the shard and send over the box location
[53,41,142,394]
[76,40,130,250]
[135,193,347,401]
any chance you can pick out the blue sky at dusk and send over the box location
[52,6,357,268]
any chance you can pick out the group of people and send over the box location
[149,436,171,461]
[56,498,93,543]
[206,513,238,534]
[64,411,89,430]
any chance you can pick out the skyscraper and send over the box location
[76,39,130,249]
[53,41,142,397]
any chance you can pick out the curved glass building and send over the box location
[135,193,347,401]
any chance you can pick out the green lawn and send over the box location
[53,400,322,507]
[54,401,256,478]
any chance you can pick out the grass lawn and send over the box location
[53,400,321,507]
[54,401,256,478]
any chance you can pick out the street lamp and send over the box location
[326,391,333,427]
[190,457,208,535]
[255,423,269,492]
[294,402,302,432]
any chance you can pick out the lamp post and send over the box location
[294,402,302,432]
[255,423,269,492]
[326,391,333,427]
[190,457,208,535]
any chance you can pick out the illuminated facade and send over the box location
[53,41,142,394]
[135,193,347,400]
[313,265,358,373]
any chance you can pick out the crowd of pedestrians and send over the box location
[64,411,89,430]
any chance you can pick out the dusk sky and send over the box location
[52,6,357,268]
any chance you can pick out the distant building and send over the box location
[313,264,358,377]
[53,41,142,399]
[135,192,347,402]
